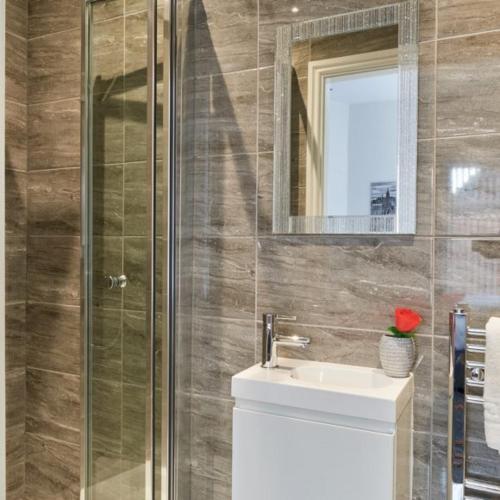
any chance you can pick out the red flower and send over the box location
[395,308,422,333]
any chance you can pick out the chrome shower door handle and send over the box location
[105,274,128,289]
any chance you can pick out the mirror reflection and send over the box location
[290,26,399,221]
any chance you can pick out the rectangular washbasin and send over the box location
[232,358,414,425]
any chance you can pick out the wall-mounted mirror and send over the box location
[273,1,419,234]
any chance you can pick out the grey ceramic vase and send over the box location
[379,335,415,378]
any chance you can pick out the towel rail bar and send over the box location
[449,306,500,500]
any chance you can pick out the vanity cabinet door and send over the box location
[232,408,396,500]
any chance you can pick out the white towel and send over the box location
[484,317,500,453]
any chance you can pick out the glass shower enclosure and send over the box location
[81,0,174,498]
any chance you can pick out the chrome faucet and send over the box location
[261,313,311,368]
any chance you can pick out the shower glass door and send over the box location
[83,0,167,498]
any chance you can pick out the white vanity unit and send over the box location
[232,358,414,500]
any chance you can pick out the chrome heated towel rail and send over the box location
[449,306,500,500]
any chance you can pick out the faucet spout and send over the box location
[261,313,311,368]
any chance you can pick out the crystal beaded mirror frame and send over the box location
[273,1,419,235]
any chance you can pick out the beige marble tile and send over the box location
[430,434,447,499]
[437,31,500,137]
[419,0,437,42]
[412,432,431,499]
[123,161,147,237]
[191,0,258,77]
[6,236,26,304]
[192,316,255,399]
[6,31,27,104]
[27,235,80,305]
[25,433,80,500]
[26,368,80,445]
[27,303,80,375]
[92,236,123,309]
[258,66,274,153]
[416,140,434,236]
[28,27,80,103]
[92,0,124,23]
[190,395,233,500]
[6,0,27,39]
[28,167,80,236]
[28,0,80,38]
[121,384,146,462]
[6,369,25,429]
[438,0,500,38]
[28,99,80,170]
[257,153,273,235]
[257,236,432,333]
[193,154,257,237]
[92,306,122,383]
[123,237,148,311]
[193,236,256,319]
[432,336,449,437]
[208,70,258,156]
[122,309,147,386]
[434,239,500,333]
[6,100,27,172]
[435,135,500,236]
[6,423,25,500]
[5,168,27,239]
[418,42,436,141]
[123,85,148,164]
[6,303,25,373]
[93,164,124,237]
[91,378,122,455]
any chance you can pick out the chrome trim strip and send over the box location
[465,478,500,495]
[449,306,467,500]
[80,1,92,498]
[465,395,484,404]
[467,328,486,337]
[466,344,485,354]
[146,0,158,497]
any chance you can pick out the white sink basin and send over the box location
[232,358,413,425]
[291,364,392,390]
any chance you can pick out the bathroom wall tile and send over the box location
[432,336,449,436]
[437,32,500,137]
[5,168,27,238]
[27,236,80,306]
[91,378,122,455]
[28,27,80,104]
[413,432,431,500]
[419,0,436,42]
[6,0,27,39]
[90,451,122,500]
[28,0,80,38]
[6,32,27,104]
[123,162,147,237]
[91,15,125,88]
[125,0,147,14]
[93,0,124,23]
[120,460,146,500]
[6,100,27,172]
[28,167,80,236]
[6,236,27,304]
[93,165,124,237]
[27,303,80,375]
[122,383,147,462]
[122,310,147,386]
[6,370,25,429]
[92,306,123,383]
[208,70,258,156]
[6,303,26,372]
[430,434,448,499]
[435,136,500,236]
[190,395,233,500]
[26,368,80,445]
[258,66,274,153]
[192,0,257,77]
[418,42,436,140]
[438,0,500,38]
[192,316,255,399]
[193,236,256,319]
[28,99,80,170]
[257,153,273,236]
[92,236,123,309]
[6,423,25,500]
[257,236,432,333]
[124,11,148,89]
[416,140,434,236]
[123,85,148,163]
[193,154,257,237]
[434,239,500,333]
[123,237,148,311]
[25,433,80,500]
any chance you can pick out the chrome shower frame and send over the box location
[80,0,177,498]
